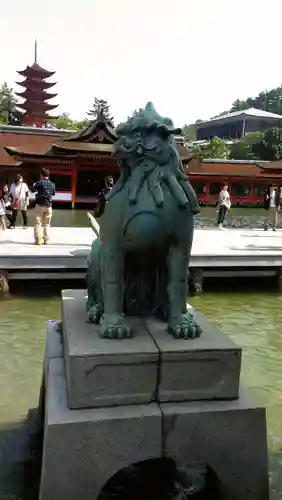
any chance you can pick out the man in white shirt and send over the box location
[264,185,280,231]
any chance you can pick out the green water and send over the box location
[1,288,282,497]
[23,206,265,227]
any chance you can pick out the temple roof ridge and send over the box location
[64,118,117,143]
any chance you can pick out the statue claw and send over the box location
[168,313,202,339]
[87,304,103,324]
[100,314,133,339]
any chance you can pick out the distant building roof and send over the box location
[197,108,282,127]
[186,158,271,178]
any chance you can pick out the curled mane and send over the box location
[108,104,199,213]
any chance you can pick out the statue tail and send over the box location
[87,212,100,237]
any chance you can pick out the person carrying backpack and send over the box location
[32,168,56,245]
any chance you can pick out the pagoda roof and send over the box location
[16,80,56,90]
[16,90,57,100]
[18,102,58,112]
[17,63,55,78]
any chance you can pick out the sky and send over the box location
[1,0,282,127]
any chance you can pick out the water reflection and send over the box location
[1,284,282,497]
[33,206,268,228]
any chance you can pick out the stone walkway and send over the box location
[0,226,281,269]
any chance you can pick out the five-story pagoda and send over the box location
[16,41,58,127]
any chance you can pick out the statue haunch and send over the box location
[86,103,202,340]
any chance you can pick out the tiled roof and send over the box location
[0,129,61,165]
[1,125,191,164]
[197,107,282,126]
[187,158,262,177]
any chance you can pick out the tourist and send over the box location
[264,184,280,231]
[216,183,231,229]
[9,174,29,229]
[0,187,6,230]
[2,184,13,227]
[95,175,114,217]
[32,168,56,245]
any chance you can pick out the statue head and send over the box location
[114,102,183,170]
[109,103,199,212]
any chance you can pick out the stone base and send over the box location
[162,392,269,500]
[62,290,241,408]
[40,323,268,500]
[39,357,162,500]
[62,290,159,409]
[145,309,241,402]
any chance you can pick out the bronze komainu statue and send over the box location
[86,103,202,339]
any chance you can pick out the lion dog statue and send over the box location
[86,102,202,339]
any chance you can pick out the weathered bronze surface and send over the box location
[86,103,201,339]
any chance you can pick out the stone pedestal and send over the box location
[40,290,269,500]
[145,312,241,402]
[40,355,161,500]
[62,290,158,409]
[162,393,269,500]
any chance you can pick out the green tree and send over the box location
[182,124,196,142]
[229,132,263,160]
[88,98,114,126]
[0,82,21,125]
[230,86,282,115]
[52,113,88,130]
[252,127,282,161]
[202,136,230,159]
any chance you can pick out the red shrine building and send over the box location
[1,46,282,207]
[1,122,190,206]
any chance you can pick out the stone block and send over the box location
[145,308,241,402]
[46,320,63,360]
[161,388,269,500]
[61,290,159,409]
[39,357,162,500]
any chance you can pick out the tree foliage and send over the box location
[229,132,263,160]
[88,98,114,126]
[182,124,196,142]
[189,137,229,160]
[202,137,229,159]
[230,86,282,115]
[251,127,282,161]
[0,82,22,125]
[52,113,89,130]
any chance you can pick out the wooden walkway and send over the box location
[0,227,282,284]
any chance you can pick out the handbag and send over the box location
[12,184,23,209]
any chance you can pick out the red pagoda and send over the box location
[16,41,58,128]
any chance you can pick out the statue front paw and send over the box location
[168,312,202,339]
[100,314,133,339]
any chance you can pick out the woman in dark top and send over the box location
[95,176,114,217]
